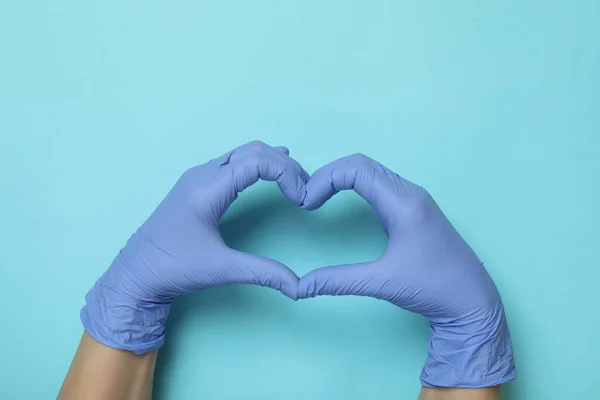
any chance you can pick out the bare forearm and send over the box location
[419,386,502,400]
[58,332,157,400]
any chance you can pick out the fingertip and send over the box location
[278,184,307,207]
[276,168,310,207]
[273,263,299,296]
[300,200,320,211]
[281,280,299,301]
[301,176,332,210]
[297,273,319,299]
[299,184,308,208]
[257,255,300,301]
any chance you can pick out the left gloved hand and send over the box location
[81,141,308,354]
[298,153,516,388]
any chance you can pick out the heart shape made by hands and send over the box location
[82,141,514,387]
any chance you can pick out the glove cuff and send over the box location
[420,301,516,388]
[80,262,172,354]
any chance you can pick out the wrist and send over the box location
[81,256,172,354]
[420,302,516,388]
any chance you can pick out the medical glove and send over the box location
[298,153,516,388]
[81,141,308,354]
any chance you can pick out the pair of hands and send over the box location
[81,141,515,388]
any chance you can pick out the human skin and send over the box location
[58,332,157,400]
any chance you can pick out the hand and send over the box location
[298,153,516,388]
[81,141,309,354]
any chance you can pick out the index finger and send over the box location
[226,141,309,206]
[302,153,391,210]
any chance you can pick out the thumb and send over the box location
[223,249,300,300]
[298,262,384,299]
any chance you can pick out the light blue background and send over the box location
[1,1,599,399]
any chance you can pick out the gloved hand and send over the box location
[81,141,308,354]
[298,153,516,388]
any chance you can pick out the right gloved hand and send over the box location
[81,141,308,354]
[298,153,516,388]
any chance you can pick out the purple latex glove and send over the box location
[298,153,516,388]
[81,141,308,354]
